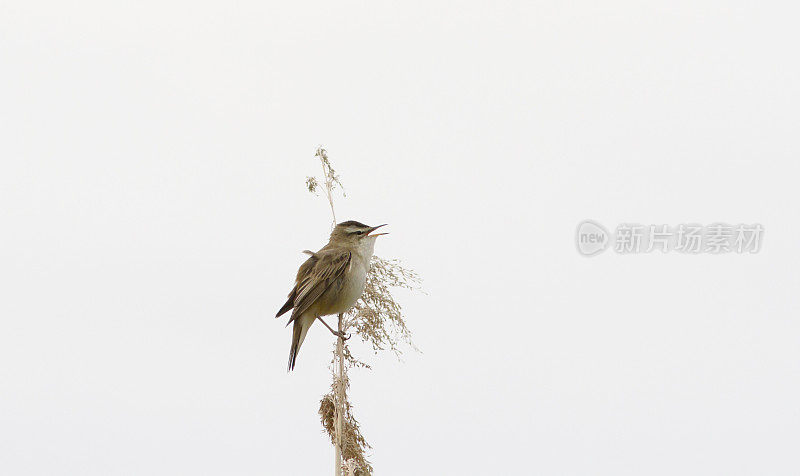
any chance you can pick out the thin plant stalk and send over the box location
[316,148,345,476]
[309,146,418,476]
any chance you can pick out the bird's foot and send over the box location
[316,316,352,341]
[333,331,352,341]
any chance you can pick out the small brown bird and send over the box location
[276,221,388,370]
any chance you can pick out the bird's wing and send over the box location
[287,248,351,324]
[276,252,319,317]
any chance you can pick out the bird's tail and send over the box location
[288,314,315,371]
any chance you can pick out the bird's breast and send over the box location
[335,264,367,312]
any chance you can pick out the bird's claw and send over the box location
[335,331,351,341]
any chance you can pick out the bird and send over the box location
[276,220,388,370]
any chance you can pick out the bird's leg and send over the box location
[316,316,351,340]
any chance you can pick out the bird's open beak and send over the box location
[367,224,389,236]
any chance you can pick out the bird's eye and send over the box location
[354,230,364,235]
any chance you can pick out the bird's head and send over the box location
[329,220,388,249]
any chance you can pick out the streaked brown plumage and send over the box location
[277,221,387,370]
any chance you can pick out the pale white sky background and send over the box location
[1,1,799,475]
